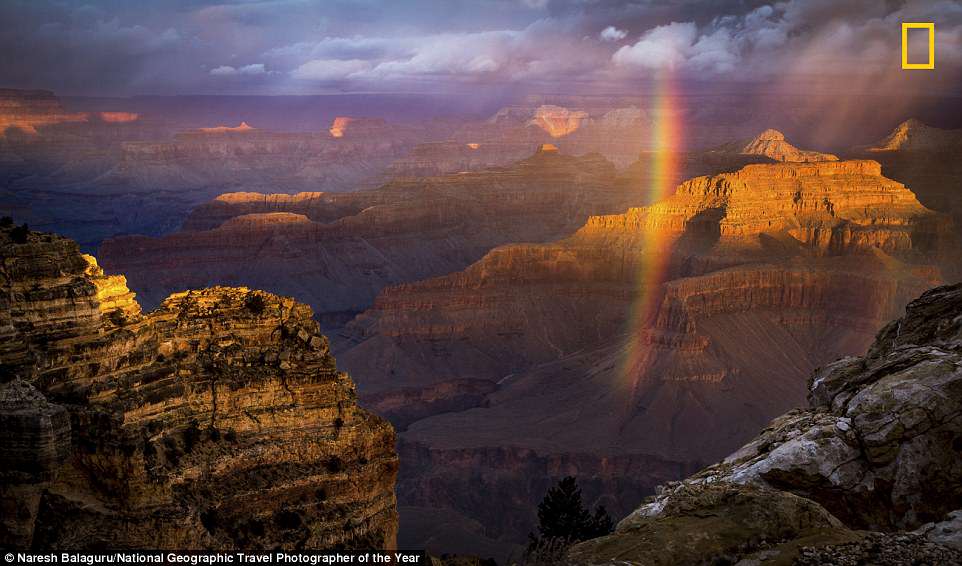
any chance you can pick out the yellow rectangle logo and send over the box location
[902,23,935,69]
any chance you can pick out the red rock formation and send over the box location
[337,159,956,551]
[197,121,256,133]
[328,117,390,139]
[736,129,838,162]
[0,223,398,550]
[866,119,962,152]
[330,117,353,137]
[98,112,140,123]
[0,89,88,136]
[106,121,421,196]
[528,105,588,138]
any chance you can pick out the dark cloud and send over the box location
[0,0,959,95]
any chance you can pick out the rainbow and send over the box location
[619,70,684,387]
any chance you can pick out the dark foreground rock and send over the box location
[0,224,398,550]
[568,283,962,565]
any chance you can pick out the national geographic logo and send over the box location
[902,22,935,70]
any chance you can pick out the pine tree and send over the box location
[525,476,614,561]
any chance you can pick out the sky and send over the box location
[1,0,961,96]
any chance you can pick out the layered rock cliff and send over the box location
[336,159,956,552]
[98,150,637,317]
[0,89,88,136]
[0,223,398,550]
[854,120,962,272]
[568,283,962,564]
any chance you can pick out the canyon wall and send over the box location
[0,223,398,550]
[855,120,962,277]
[336,159,956,553]
[98,150,638,316]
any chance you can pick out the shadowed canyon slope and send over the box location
[336,159,957,547]
[98,149,645,317]
[0,223,397,550]
[854,120,962,244]
[569,283,962,564]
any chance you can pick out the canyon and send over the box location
[98,127,832,319]
[0,88,440,248]
[4,83,962,561]
[98,148,639,316]
[0,222,397,550]
[2,86,905,251]
[569,282,962,564]
[335,158,957,555]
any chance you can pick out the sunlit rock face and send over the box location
[0,89,88,136]
[329,117,353,137]
[197,121,255,134]
[337,159,957,548]
[568,283,962,564]
[0,223,398,551]
[98,150,638,317]
[479,103,650,168]
[98,112,140,123]
[867,119,962,152]
[329,117,393,139]
[737,128,838,162]
[528,105,588,138]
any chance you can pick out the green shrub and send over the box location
[10,223,29,244]
[244,292,266,315]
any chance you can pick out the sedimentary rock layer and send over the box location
[0,223,398,551]
[854,120,962,275]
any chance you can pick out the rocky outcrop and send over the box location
[866,119,962,153]
[528,105,588,138]
[337,159,957,552]
[181,191,374,232]
[328,117,392,139]
[568,283,962,564]
[0,223,398,550]
[0,379,71,548]
[854,120,962,275]
[99,150,637,314]
[736,129,838,162]
[196,121,256,134]
[0,89,88,136]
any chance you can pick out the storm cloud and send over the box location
[0,0,960,95]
